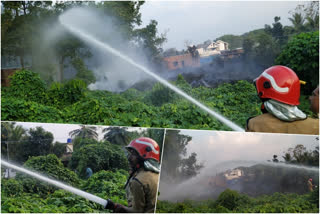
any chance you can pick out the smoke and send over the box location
[159,59,265,88]
[59,7,155,92]
[159,159,319,202]
[158,160,259,202]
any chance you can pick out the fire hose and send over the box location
[1,160,116,210]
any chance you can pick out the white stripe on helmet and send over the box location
[262,72,289,93]
[135,140,159,154]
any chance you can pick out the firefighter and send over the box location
[308,178,314,192]
[309,86,319,116]
[105,137,160,213]
[246,65,319,135]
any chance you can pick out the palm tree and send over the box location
[305,15,319,31]
[69,125,98,140]
[102,126,131,146]
[289,13,305,32]
[1,122,26,160]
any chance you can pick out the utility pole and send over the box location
[6,142,10,178]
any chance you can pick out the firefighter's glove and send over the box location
[114,204,126,213]
[105,199,116,210]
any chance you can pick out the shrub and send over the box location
[7,70,47,103]
[16,154,80,195]
[1,179,23,197]
[216,189,241,210]
[46,79,88,108]
[1,97,63,122]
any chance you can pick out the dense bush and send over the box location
[46,79,88,108]
[1,97,63,123]
[216,189,241,210]
[69,141,128,178]
[1,190,103,213]
[1,179,24,197]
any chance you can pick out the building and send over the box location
[163,53,200,70]
[1,68,19,87]
[196,40,229,57]
[220,48,244,60]
[224,168,243,180]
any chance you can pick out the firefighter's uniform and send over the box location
[125,167,159,213]
[246,113,319,135]
[308,180,314,192]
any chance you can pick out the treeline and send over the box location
[272,143,319,167]
[1,122,164,169]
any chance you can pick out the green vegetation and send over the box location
[2,70,313,130]
[1,122,164,213]
[1,137,130,213]
[156,188,319,213]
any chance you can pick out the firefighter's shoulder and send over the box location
[134,169,159,186]
[247,113,319,135]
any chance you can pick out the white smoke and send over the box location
[60,6,154,92]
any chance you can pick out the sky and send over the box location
[140,1,303,50]
[178,129,318,166]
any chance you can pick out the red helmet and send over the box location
[254,66,301,105]
[126,137,160,162]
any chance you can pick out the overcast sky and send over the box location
[178,129,318,166]
[140,1,303,50]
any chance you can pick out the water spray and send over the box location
[59,14,244,132]
[1,160,108,207]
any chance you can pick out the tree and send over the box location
[282,144,319,166]
[290,1,319,32]
[180,152,204,179]
[134,20,167,64]
[289,13,305,33]
[69,141,128,178]
[272,155,279,162]
[10,126,55,163]
[102,126,131,146]
[69,125,98,140]
[187,45,199,59]
[52,141,67,158]
[1,1,53,68]
[160,130,203,183]
[1,122,27,161]
[275,31,319,94]
[269,16,287,46]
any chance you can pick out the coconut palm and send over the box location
[305,15,319,31]
[69,125,98,140]
[289,13,305,32]
[1,122,26,160]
